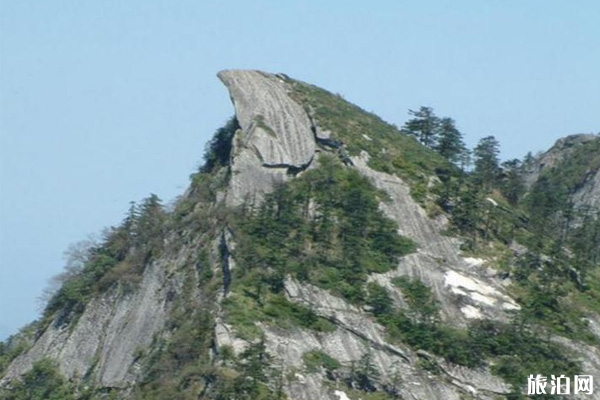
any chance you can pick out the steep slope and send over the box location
[1,70,599,400]
[1,227,200,387]
[217,70,316,206]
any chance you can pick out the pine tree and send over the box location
[135,193,166,254]
[435,117,467,165]
[473,135,501,189]
[500,159,525,205]
[525,175,567,247]
[366,282,393,316]
[452,182,482,246]
[570,207,600,283]
[402,106,440,148]
[350,352,380,392]
[201,116,239,173]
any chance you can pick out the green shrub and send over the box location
[302,350,340,374]
[0,358,75,400]
[289,80,450,189]
[365,283,393,317]
[201,116,239,173]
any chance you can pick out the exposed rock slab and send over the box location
[218,70,315,167]
[3,261,170,387]
[277,278,508,400]
[95,261,169,386]
[552,335,600,400]
[226,130,289,206]
[352,152,519,325]
[574,168,600,211]
[217,70,317,206]
[1,237,203,387]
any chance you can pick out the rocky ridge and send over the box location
[522,134,597,189]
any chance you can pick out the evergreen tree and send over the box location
[525,175,567,248]
[402,106,440,148]
[350,352,380,392]
[523,151,535,167]
[366,282,393,316]
[452,182,482,246]
[473,135,501,189]
[435,117,467,165]
[124,200,138,224]
[134,194,166,256]
[238,338,271,383]
[201,116,240,173]
[136,194,164,233]
[500,159,525,205]
[570,207,600,282]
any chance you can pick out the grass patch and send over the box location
[288,78,450,197]
[223,290,335,341]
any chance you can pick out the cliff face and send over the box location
[1,233,202,388]
[522,134,597,188]
[2,71,599,400]
[522,133,600,211]
[217,70,316,206]
[574,168,600,211]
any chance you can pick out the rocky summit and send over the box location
[1,70,599,400]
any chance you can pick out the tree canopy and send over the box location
[402,107,468,167]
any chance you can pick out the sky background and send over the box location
[1,0,599,340]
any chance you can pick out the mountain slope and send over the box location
[1,70,599,400]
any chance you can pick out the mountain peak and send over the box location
[2,72,599,400]
[217,70,316,205]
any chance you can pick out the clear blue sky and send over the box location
[1,1,599,340]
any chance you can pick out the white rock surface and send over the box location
[334,390,351,400]
[444,270,519,312]
[218,70,317,206]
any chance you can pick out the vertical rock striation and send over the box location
[217,70,316,206]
